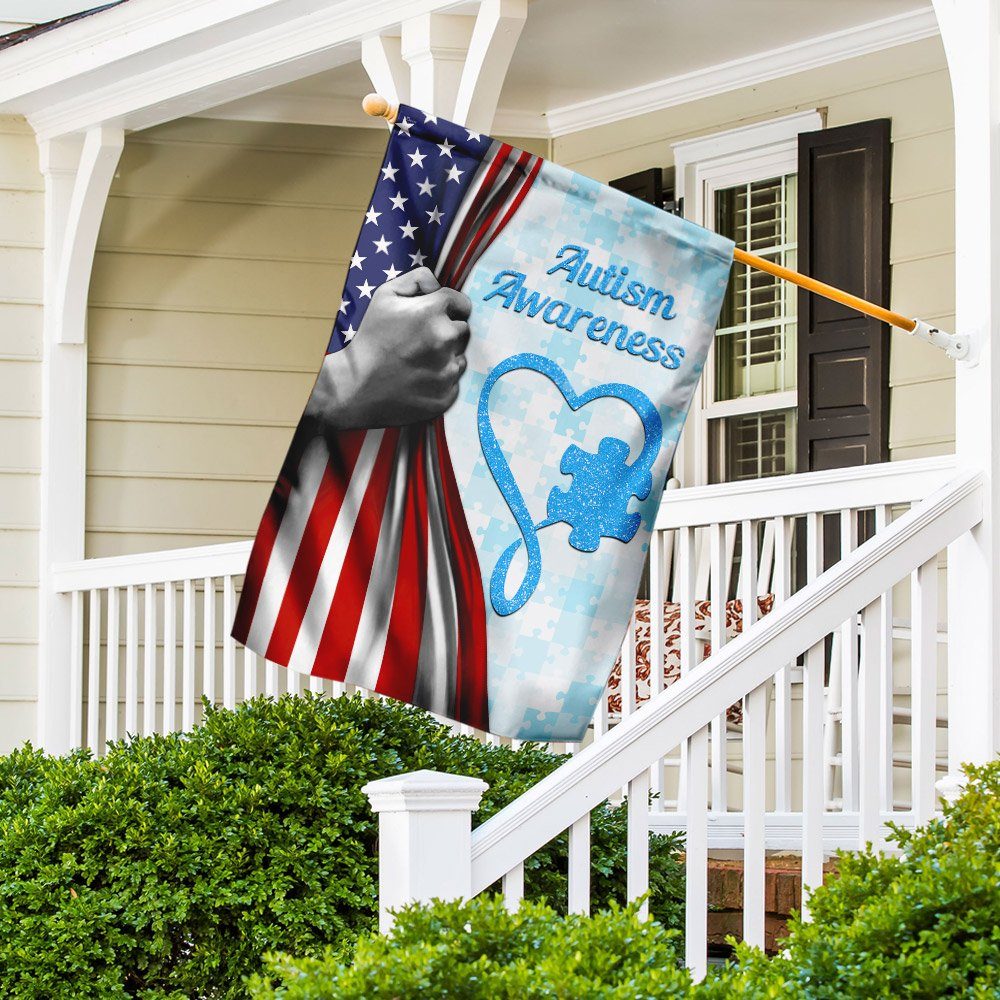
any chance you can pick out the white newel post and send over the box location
[363,770,488,933]
[934,0,1000,795]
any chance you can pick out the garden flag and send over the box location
[233,105,733,741]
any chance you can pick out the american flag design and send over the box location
[235,104,733,740]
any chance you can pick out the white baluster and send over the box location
[649,529,666,809]
[858,599,882,848]
[163,582,176,734]
[773,515,793,811]
[627,768,650,919]
[286,667,302,695]
[203,576,215,708]
[502,862,524,912]
[825,637,841,810]
[222,576,236,710]
[875,504,895,812]
[265,659,279,698]
[87,589,100,753]
[685,725,709,978]
[709,522,728,812]
[678,525,696,804]
[243,644,257,700]
[70,590,83,750]
[680,524,707,977]
[911,555,939,822]
[567,813,590,915]
[622,609,636,719]
[182,579,195,731]
[143,583,156,735]
[124,584,138,735]
[801,511,825,919]
[740,519,765,949]
[106,586,120,748]
[839,509,859,811]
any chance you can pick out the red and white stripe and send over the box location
[233,142,540,731]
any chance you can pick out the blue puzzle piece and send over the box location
[544,437,651,551]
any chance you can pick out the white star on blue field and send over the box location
[328,108,489,353]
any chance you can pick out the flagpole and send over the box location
[731,248,964,358]
[361,94,967,360]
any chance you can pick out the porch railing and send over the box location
[364,465,982,978]
[53,455,956,790]
[606,453,958,837]
[51,461,955,783]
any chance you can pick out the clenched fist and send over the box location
[303,267,472,433]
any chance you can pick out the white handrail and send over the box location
[52,456,952,592]
[470,469,982,894]
[52,539,252,592]
[656,455,955,529]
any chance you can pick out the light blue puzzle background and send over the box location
[443,160,733,741]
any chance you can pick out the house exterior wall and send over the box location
[0,115,42,749]
[85,118,389,559]
[551,36,955,465]
[85,118,550,560]
[0,38,954,752]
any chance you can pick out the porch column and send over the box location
[36,127,123,753]
[933,0,1000,790]
[363,0,527,131]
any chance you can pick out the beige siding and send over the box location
[87,119,388,557]
[551,36,956,463]
[2,51,953,752]
[0,116,43,751]
[86,121,549,559]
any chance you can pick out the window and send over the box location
[708,172,798,483]
[670,110,822,488]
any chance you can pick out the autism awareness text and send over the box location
[482,244,686,370]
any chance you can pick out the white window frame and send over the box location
[670,109,823,487]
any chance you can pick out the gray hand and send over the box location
[304,267,473,432]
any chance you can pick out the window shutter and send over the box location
[610,168,663,207]
[796,120,891,471]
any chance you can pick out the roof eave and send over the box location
[0,0,464,139]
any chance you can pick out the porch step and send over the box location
[706,855,839,954]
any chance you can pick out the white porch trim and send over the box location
[0,0,476,139]
[196,6,939,137]
[538,6,939,138]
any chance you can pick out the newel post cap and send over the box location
[363,769,489,814]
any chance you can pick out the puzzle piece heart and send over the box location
[477,351,662,617]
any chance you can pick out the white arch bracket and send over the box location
[50,125,124,345]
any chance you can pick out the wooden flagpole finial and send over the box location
[362,93,397,124]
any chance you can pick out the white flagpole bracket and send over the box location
[908,318,970,362]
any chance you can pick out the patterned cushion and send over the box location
[606,595,775,725]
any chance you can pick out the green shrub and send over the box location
[0,694,682,999]
[707,757,1000,999]
[250,896,694,999]
[252,758,1000,999]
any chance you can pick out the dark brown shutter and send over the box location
[611,167,667,601]
[797,120,891,471]
[610,168,663,207]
